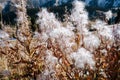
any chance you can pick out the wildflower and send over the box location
[49,27,74,39]
[36,8,61,33]
[83,34,101,52]
[0,30,9,40]
[70,0,89,35]
[114,25,120,45]
[70,48,95,69]
[104,10,112,20]
[49,27,75,53]
[45,50,58,75]
[93,20,114,46]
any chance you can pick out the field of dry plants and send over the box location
[0,0,120,80]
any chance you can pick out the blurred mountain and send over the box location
[85,0,114,11]
[28,0,74,7]
[113,0,120,8]
[0,0,8,3]
[0,0,120,10]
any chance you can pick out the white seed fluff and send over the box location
[70,48,95,69]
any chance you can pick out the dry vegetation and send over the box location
[0,0,120,80]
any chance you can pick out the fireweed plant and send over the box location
[0,0,120,80]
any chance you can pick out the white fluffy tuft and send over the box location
[104,10,112,20]
[83,34,101,52]
[70,48,95,69]
[0,30,9,40]
[70,0,88,34]
[36,8,61,33]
